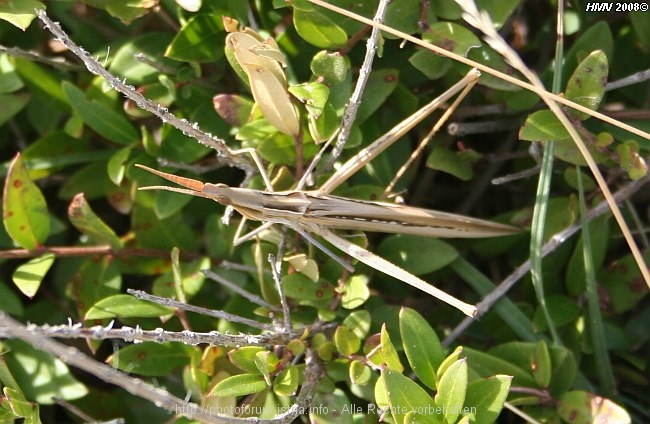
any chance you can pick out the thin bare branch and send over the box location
[35,10,256,177]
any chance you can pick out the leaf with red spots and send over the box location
[2,153,49,249]
[600,250,650,313]
[107,342,194,377]
[68,193,122,249]
[281,273,334,302]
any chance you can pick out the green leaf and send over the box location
[293,9,348,49]
[475,0,519,28]
[14,58,68,108]
[310,51,349,84]
[383,0,421,39]
[565,50,608,120]
[151,189,194,220]
[310,388,355,424]
[107,146,132,186]
[3,339,88,404]
[166,14,225,63]
[466,44,521,90]
[3,153,50,249]
[564,22,613,85]
[273,365,299,397]
[212,374,267,397]
[69,257,122,318]
[109,32,176,83]
[631,11,650,50]
[399,307,445,390]
[616,140,648,180]
[58,161,113,200]
[557,391,631,424]
[464,375,512,424]
[0,281,24,316]
[84,294,174,320]
[132,204,197,250]
[68,193,122,249]
[356,69,399,124]
[434,359,467,424]
[533,295,580,332]
[0,54,24,94]
[62,82,139,145]
[289,82,330,120]
[342,310,371,339]
[462,347,536,388]
[108,342,193,376]
[12,253,54,298]
[282,273,335,302]
[377,235,458,275]
[254,351,279,385]
[531,340,552,389]
[426,145,474,181]
[334,325,361,356]
[100,0,154,24]
[425,22,481,57]
[381,324,403,372]
[0,0,44,30]
[519,110,570,142]
[3,387,38,419]
[228,346,265,374]
[600,250,650,313]
[349,360,372,386]
[341,274,370,309]
[382,369,438,424]
[0,93,30,126]
[409,49,451,80]
[257,132,297,165]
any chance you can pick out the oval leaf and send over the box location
[3,153,49,249]
[62,82,139,145]
[84,294,174,320]
[108,342,193,376]
[382,369,437,424]
[68,193,122,249]
[293,9,348,49]
[565,50,608,120]
[12,253,55,298]
[377,235,458,275]
[212,373,267,397]
[400,307,445,390]
[434,358,468,424]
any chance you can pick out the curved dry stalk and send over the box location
[306,0,650,289]
[306,0,650,140]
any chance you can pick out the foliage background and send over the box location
[0,0,649,423]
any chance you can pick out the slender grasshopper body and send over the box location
[136,164,519,317]
[137,165,518,238]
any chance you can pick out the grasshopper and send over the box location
[136,69,519,318]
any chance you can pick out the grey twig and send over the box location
[0,43,83,71]
[35,10,256,177]
[268,254,292,332]
[0,312,323,424]
[202,269,281,312]
[127,289,276,332]
[324,0,391,166]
